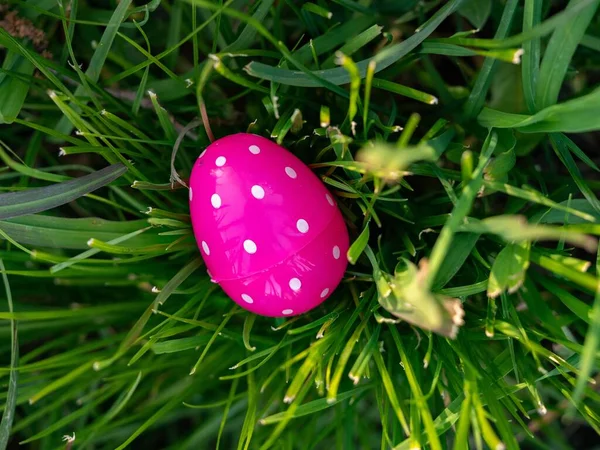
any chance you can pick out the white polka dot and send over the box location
[201,241,210,255]
[289,278,301,291]
[296,219,309,233]
[243,239,257,254]
[249,145,261,155]
[241,294,254,304]
[199,149,207,158]
[282,309,294,315]
[326,194,334,206]
[251,185,265,199]
[285,167,297,179]
[189,187,193,201]
[333,246,340,259]
[215,156,226,167]
[320,288,329,298]
[211,194,221,209]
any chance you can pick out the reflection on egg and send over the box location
[189,133,349,317]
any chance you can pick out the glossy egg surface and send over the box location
[189,133,349,317]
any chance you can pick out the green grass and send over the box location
[1,0,600,448]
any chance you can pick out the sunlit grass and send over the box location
[1,1,600,449]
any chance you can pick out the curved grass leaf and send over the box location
[0,215,168,249]
[151,335,212,354]
[225,0,275,52]
[429,0,598,49]
[478,87,600,133]
[260,385,372,425]
[531,199,600,225]
[431,233,480,290]
[550,133,600,214]
[244,0,464,87]
[487,183,596,223]
[463,0,519,118]
[420,43,522,64]
[487,242,531,298]
[458,216,597,252]
[0,164,127,220]
[0,52,34,124]
[535,0,600,110]
[457,0,491,29]
[155,257,203,306]
[347,221,370,264]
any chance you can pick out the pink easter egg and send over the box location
[189,133,349,317]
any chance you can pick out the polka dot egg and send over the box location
[189,133,349,317]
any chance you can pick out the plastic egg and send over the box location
[189,133,349,317]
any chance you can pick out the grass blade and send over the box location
[423,131,497,289]
[0,164,127,220]
[535,0,600,109]
[55,0,134,136]
[0,259,18,450]
[347,220,370,264]
[244,0,464,87]
[478,87,600,133]
[567,247,600,416]
[521,0,542,112]
[260,385,371,425]
[463,0,519,118]
[550,133,600,214]
[0,52,34,124]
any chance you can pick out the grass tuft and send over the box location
[1,1,600,449]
